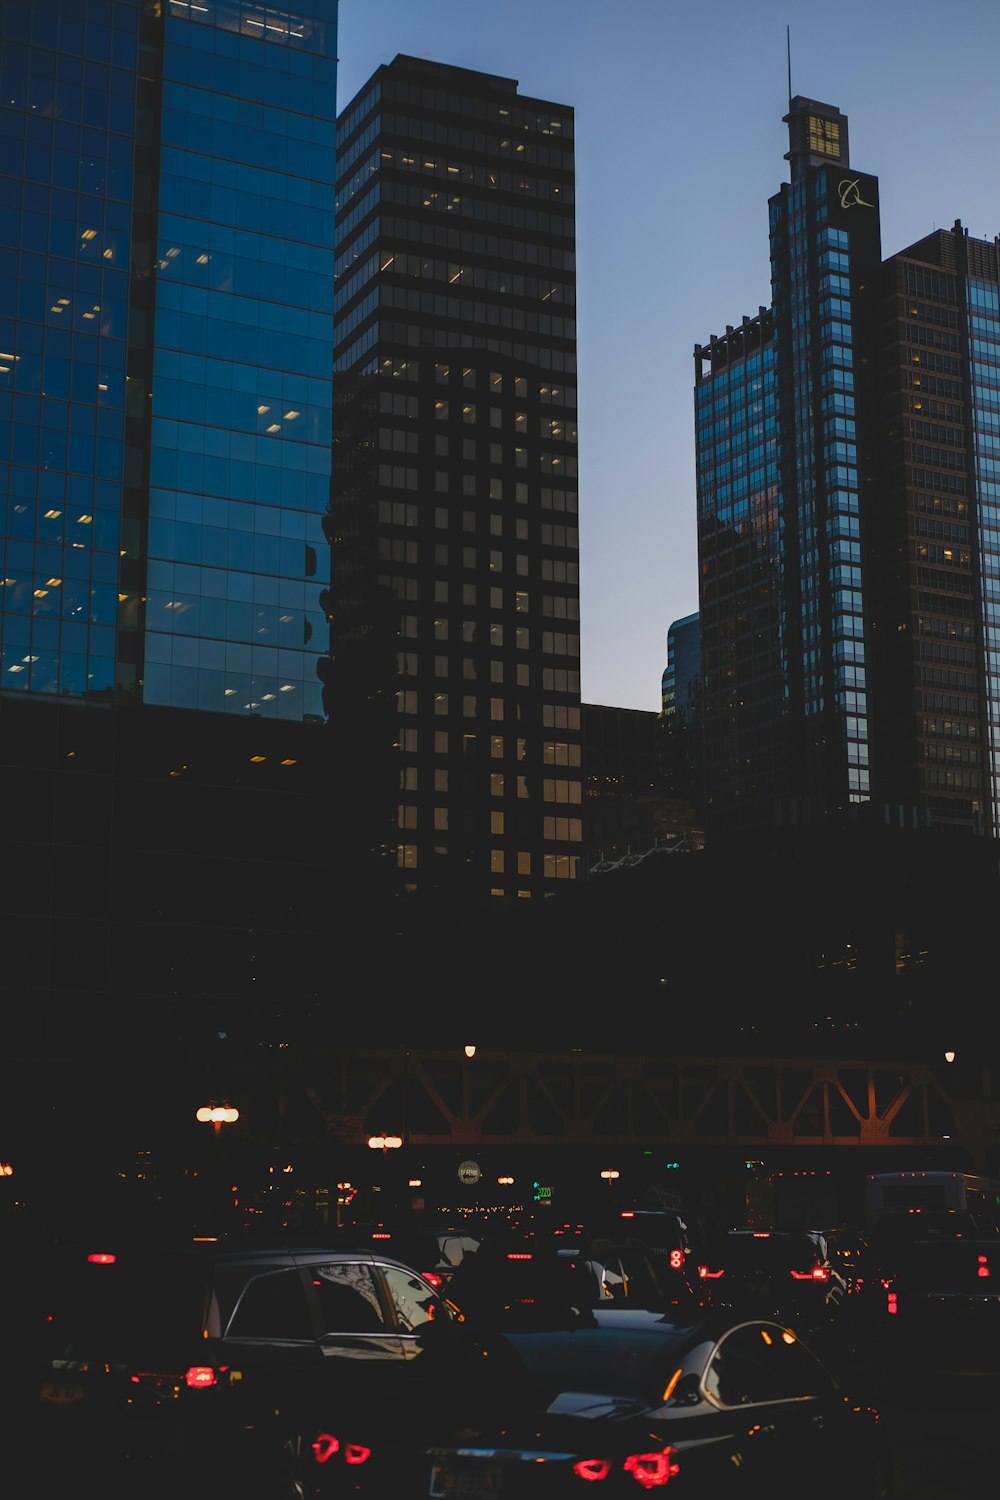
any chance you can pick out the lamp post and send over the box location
[601,1169,620,1189]
[368,1134,403,1155]
[196,1103,240,1136]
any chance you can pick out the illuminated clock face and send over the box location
[807,116,841,157]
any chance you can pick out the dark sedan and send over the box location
[28,1233,487,1500]
[419,1307,889,1499]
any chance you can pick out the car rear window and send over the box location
[44,1250,212,1360]
[723,1234,822,1272]
[890,1240,999,1293]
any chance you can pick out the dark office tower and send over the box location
[331,56,582,904]
[695,98,881,840]
[0,2,342,1066]
[661,610,702,817]
[871,224,1000,836]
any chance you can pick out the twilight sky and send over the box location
[336,0,1000,713]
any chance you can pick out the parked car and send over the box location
[419,1307,890,1499]
[443,1232,701,1328]
[29,1232,488,1500]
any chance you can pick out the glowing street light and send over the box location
[601,1169,620,1187]
[368,1133,403,1153]
[944,1050,957,1064]
[196,1103,239,1135]
[464,1045,477,1058]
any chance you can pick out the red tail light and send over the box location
[310,1435,371,1466]
[669,1250,684,1270]
[790,1267,830,1281]
[697,1266,724,1279]
[422,1270,445,1288]
[184,1366,217,1388]
[312,1435,340,1464]
[624,1449,680,1487]
[86,1253,116,1264]
[978,1254,990,1278]
[572,1451,679,1486]
[507,1252,533,1259]
[573,1458,612,1481]
[886,1291,898,1315]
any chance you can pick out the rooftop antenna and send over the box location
[786,25,792,108]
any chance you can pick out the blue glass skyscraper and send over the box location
[0,1,342,1083]
[0,0,338,720]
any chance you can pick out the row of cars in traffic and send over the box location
[15,1193,1000,1499]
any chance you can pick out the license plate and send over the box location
[40,1380,85,1404]
[429,1459,502,1496]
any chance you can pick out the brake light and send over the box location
[978,1255,990,1278]
[790,1267,830,1281]
[311,1434,370,1466]
[573,1458,612,1481]
[572,1450,679,1486]
[372,1232,391,1240]
[422,1270,445,1288]
[886,1292,898,1315]
[86,1253,116,1264]
[184,1367,217,1388]
[623,1449,680,1487]
[507,1252,533,1259]
[669,1250,684,1270]
[697,1266,724,1279]
[620,1212,635,1219]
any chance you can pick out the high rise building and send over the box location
[330,55,583,904]
[661,610,701,819]
[694,95,1000,845]
[0,1,342,1057]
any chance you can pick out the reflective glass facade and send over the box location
[0,0,338,721]
[694,97,1000,843]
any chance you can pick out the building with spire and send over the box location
[694,95,1000,847]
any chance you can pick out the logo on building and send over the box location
[457,1159,482,1185]
[838,177,874,210]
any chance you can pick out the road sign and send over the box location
[457,1159,482,1185]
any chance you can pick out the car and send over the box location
[355,1219,484,1289]
[418,1306,890,1499]
[696,1229,849,1336]
[442,1230,703,1329]
[27,1232,489,1500]
[605,1206,706,1279]
[857,1232,1000,1372]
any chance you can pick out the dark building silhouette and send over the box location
[330,55,583,908]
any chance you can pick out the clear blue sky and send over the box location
[336,0,1000,712]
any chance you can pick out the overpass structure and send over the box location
[259,1049,1000,1175]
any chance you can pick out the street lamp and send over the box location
[601,1169,620,1187]
[944,1050,957,1064]
[464,1045,477,1059]
[368,1134,403,1153]
[196,1103,239,1135]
